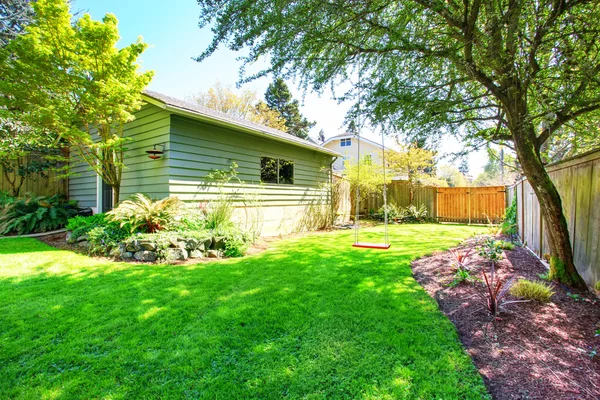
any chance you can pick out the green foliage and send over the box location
[497,241,515,250]
[66,213,110,242]
[449,268,477,287]
[0,194,78,235]
[538,272,551,281]
[437,165,468,187]
[501,194,518,235]
[217,226,252,258]
[107,194,183,234]
[0,190,15,207]
[345,157,391,215]
[0,224,490,399]
[510,279,554,303]
[172,209,205,232]
[264,78,315,138]
[377,203,429,223]
[477,238,503,263]
[87,224,130,256]
[202,200,235,231]
[1,0,154,202]
[403,204,428,223]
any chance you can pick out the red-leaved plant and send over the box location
[476,263,525,316]
[449,248,473,271]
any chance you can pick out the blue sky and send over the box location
[74,0,486,175]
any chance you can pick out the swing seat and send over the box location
[353,242,391,250]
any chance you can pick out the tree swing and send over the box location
[352,127,391,250]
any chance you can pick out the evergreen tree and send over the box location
[264,78,315,139]
[458,159,470,176]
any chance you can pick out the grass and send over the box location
[0,224,489,399]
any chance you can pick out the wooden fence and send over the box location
[437,186,506,224]
[362,181,505,223]
[0,156,67,198]
[506,149,600,289]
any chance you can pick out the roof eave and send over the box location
[142,94,341,158]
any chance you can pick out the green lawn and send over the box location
[0,224,489,399]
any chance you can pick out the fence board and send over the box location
[508,148,600,290]
[0,156,67,198]
[437,186,505,224]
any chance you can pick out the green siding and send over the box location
[68,104,171,208]
[168,116,332,206]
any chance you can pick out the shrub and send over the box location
[107,194,182,233]
[87,224,131,255]
[403,204,428,223]
[478,237,503,263]
[0,191,16,207]
[172,209,205,232]
[213,225,253,257]
[377,203,405,222]
[0,194,78,235]
[66,213,109,241]
[510,279,554,303]
[498,241,515,250]
[501,194,517,235]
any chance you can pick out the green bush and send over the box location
[501,194,517,234]
[107,193,182,233]
[172,209,205,232]
[510,279,554,303]
[213,225,253,257]
[87,224,131,256]
[377,204,428,223]
[66,213,109,241]
[0,194,78,235]
[498,240,515,250]
[0,191,16,207]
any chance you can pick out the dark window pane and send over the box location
[261,157,278,183]
[279,159,294,184]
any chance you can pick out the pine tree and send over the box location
[458,159,469,176]
[264,78,315,139]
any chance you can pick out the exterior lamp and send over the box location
[146,144,165,160]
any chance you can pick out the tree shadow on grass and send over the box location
[0,224,489,399]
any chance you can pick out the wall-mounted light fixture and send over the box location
[146,144,165,160]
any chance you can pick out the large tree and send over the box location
[189,82,287,131]
[195,0,600,288]
[387,144,440,204]
[0,0,33,47]
[264,78,315,139]
[0,0,153,205]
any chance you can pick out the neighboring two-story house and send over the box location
[322,134,385,172]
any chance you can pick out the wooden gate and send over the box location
[437,186,506,224]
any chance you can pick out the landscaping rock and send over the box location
[212,236,226,250]
[121,251,135,261]
[202,237,213,250]
[184,238,199,251]
[76,234,88,243]
[65,231,73,243]
[126,242,141,252]
[166,248,188,261]
[134,250,157,262]
[78,240,90,250]
[189,250,204,259]
[206,249,221,258]
[138,240,156,251]
[109,247,121,258]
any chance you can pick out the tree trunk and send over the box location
[511,126,586,289]
[112,185,120,208]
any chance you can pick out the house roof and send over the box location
[142,90,340,157]
[322,133,389,150]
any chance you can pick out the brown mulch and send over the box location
[412,236,600,399]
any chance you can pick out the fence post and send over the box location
[468,188,471,225]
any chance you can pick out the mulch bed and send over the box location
[412,236,600,399]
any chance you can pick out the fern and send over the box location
[0,194,78,235]
[107,194,182,233]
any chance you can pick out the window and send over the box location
[261,157,294,184]
[340,138,352,147]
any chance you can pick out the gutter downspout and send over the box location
[330,157,338,227]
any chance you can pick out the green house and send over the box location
[68,91,340,235]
